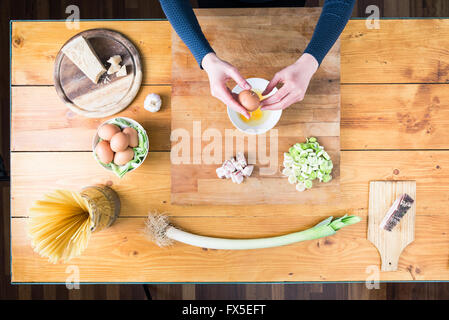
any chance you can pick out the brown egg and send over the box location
[95,140,114,164]
[123,127,139,148]
[98,124,121,141]
[238,90,260,112]
[114,148,135,166]
[110,132,129,152]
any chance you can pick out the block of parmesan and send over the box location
[62,36,106,84]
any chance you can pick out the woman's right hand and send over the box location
[202,53,251,119]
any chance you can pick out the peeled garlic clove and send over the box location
[144,93,162,113]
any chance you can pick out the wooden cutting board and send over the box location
[171,8,340,205]
[368,181,417,271]
[54,29,142,118]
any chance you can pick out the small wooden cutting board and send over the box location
[368,181,416,271]
[54,29,142,118]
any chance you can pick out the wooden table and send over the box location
[10,10,449,283]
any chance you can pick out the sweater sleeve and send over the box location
[304,0,355,65]
[159,0,214,68]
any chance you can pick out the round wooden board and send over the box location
[54,29,142,118]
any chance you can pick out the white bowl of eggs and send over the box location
[93,117,149,178]
[227,78,282,135]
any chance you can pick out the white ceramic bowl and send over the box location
[227,78,282,135]
[92,117,149,175]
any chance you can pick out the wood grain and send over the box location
[54,29,142,118]
[10,151,449,218]
[11,85,171,151]
[341,84,449,149]
[11,83,449,151]
[6,1,449,293]
[10,14,449,284]
[368,181,416,271]
[12,19,449,86]
[172,8,341,205]
[341,19,449,83]
[11,21,171,85]
[11,214,449,282]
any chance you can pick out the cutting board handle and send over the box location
[368,181,416,272]
[370,238,413,271]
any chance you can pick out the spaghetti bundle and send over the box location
[28,190,94,264]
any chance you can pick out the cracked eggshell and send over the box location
[144,93,162,113]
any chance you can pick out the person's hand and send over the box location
[202,52,252,119]
[260,53,319,111]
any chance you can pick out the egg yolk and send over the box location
[240,107,264,123]
[239,90,266,124]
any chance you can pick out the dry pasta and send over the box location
[28,190,94,264]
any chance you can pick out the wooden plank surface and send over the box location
[11,20,449,152]
[341,19,449,83]
[11,86,171,151]
[12,19,449,85]
[171,8,341,204]
[341,84,449,149]
[11,214,449,282]
[10,16,449,282]
[11,151,449,218]
[11,83,449,151]
[11,21,171,85]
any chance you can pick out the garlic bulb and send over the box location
[144,93,162,113]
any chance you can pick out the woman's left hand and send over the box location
[260,53,319,110]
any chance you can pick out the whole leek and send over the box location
[144,214,361,250]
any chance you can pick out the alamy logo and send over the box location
[366,5,380,29]
[66,5,80,30]
[65,265,80,290]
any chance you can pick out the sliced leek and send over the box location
[282,137,333,192]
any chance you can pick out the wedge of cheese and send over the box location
[62,36,106,84]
